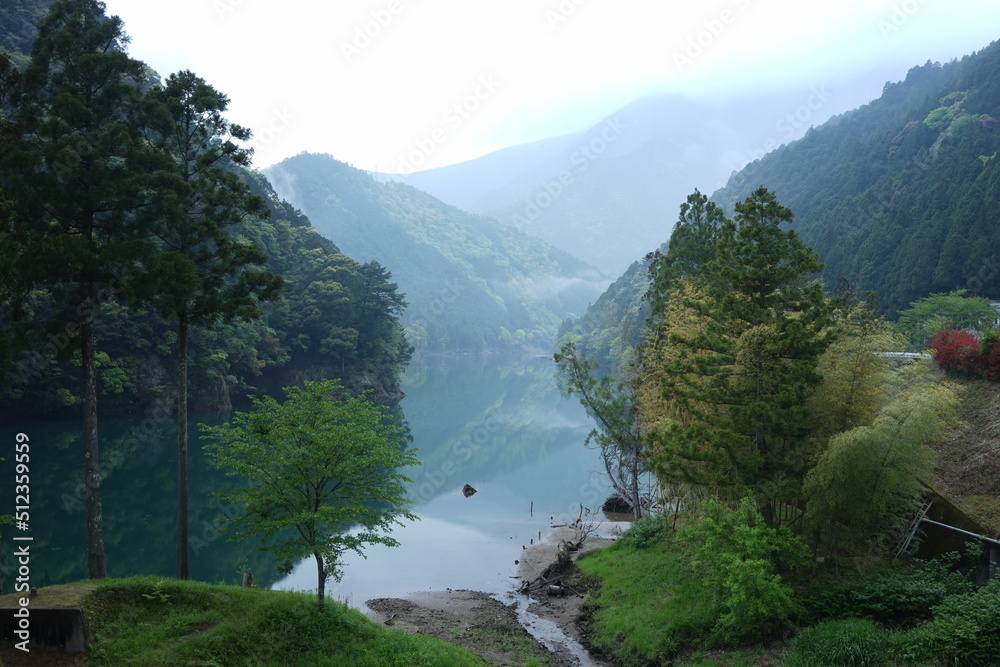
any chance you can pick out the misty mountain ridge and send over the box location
[382,66,904,276]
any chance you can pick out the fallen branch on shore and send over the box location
[518,506,597,596]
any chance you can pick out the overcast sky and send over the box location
[101,0,1000,173]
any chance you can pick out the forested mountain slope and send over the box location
[0,0,54,66]
[562,40,1000,368]
[1,171,413,415]
[265,152,607,353]
[556,255,654,373]
[713,40,1000,315]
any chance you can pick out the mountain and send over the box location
[384,71,900,276]
[0,0,54,66]
[560,39,1000,366]
[712,41,1000,316]
[557,256,655,373]
[264,153,607,353]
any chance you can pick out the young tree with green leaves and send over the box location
[678,495,809,640]
[652,187,832,504]
[203,380,419,609]
[8,0,167,578]
[135,69,282,580]
[895,289,999,350]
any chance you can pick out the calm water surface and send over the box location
[0,354,612,600]
[276,354,612,606]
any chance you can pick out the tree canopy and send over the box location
[203,379,419,609]
[647,188,832,502]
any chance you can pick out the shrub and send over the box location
[897,580,1000,666]
[931,325,983,375]
[616,515,669,550]
[799,553,974,626]
[677,496,809,644]
[785,618,889,666]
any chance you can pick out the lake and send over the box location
[1,354,613,601]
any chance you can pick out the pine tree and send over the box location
[136,70,282,580]
[10,0,167,577]
[646,189,726,317]
[653,187,832,504]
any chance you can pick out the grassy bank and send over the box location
[17,576,484,666]
[575,517,1000,666]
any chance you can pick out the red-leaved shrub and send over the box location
[930,325,983,375]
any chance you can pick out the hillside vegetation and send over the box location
[1,171,412,415]
[266,152,607,352]
[713,40,1000,316]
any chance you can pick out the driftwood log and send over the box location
[517,541,584,596]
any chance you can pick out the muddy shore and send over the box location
[364,525,622,666]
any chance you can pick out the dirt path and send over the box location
[365,525,622,666]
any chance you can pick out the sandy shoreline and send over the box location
[364,523,623,666]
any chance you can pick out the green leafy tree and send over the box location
[895,290,999,350]
[652,187,832,503]
[135,69,282,580]
[203,380,419,609]
[809,301,907,442]
[8,0,166,578]
[554,341,646,519]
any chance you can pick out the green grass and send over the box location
[80,576,483,666]
[575,534,716,665]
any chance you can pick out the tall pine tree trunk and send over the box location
[81,280,106,578]
[177,311,190,580]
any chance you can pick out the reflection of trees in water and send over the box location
[0,415,279,589]
[402,355,592,503]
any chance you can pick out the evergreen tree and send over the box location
[9,0,165,577]
[135,69,282,580]
[652,188,832,504]
[646,189,726,317]
[0,51,27,366]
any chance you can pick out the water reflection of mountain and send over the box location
[0,415,279,589]
[1,355,596,590]
[401,354,593,506]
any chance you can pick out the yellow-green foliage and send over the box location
[809,306,906,442]
[804,361,959,550]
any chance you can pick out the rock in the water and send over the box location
[462,483,477,498]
